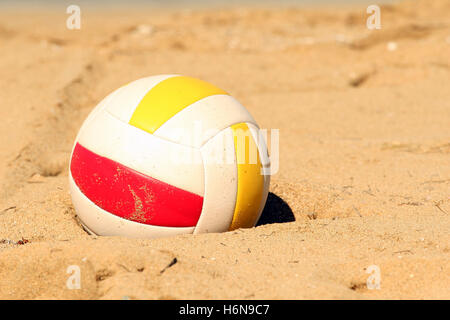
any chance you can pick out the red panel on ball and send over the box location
[70,143,203,227]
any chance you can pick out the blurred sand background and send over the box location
[0,0,449,299]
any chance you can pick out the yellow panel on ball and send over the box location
[129,76,228,134]
[229,123,265,230]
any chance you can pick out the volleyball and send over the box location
[69,75,270,238]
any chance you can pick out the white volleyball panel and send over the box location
[106,74,177,123]
[154,94,257,148]
[69,174,194,238]
[76,109,205,197]
[194,127,238,234]
[71,87,125,156]
[247,122,270,170]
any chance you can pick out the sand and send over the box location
[0,0,449,299]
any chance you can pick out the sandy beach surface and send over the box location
[0,0,449,299]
